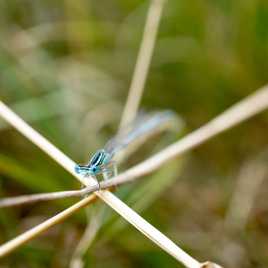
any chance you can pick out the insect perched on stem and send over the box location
[75,111,178,189]
[75,149,117,189]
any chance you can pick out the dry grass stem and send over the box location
[0,195,96,258]
[0,187,97,207]
[105,85,268,187]
[0,84,267,264]
[78,1,167,261]
[70,207,104,268]
[225,154,268,231]
[120,0,165,128]
[0,101,201,268]
[1,83,267,264]
[0,84,267,263]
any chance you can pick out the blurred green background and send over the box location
[0,0,268,267]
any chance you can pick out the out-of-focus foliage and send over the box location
[0,0,268,267]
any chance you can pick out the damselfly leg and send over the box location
[100,161,117,181]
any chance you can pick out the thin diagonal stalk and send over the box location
[100,191,200,267]
[77,1,166,262]
[120,0,165,128]
[2,85,268,208]
[70,206,104,268]
[0,114,180,208]
[225,151,268,231]
[75,1,166,263]
[106,85,268,187]
[1,83,266,264]
[0,101,201,268]
[0,187,95,207]
[0,194,96,258]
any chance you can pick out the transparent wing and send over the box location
[104,110,178,157]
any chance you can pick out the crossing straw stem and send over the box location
[0,100,200,268]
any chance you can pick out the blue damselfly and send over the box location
[75,111,179,188]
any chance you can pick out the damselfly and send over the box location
[75,111,178,189]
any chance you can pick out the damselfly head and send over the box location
[74,163,102,176]
[75,164,91,175]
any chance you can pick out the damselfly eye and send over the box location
[74,165,81,174]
